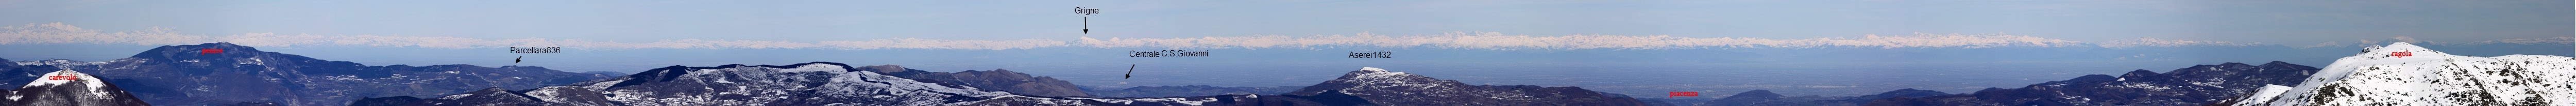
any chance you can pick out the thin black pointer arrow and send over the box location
[1123,64,1134,79]
[514,56,522,63]
[1082,17,1090,34]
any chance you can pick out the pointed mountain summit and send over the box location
[6,69,151,106]
[2222,42,2575,105]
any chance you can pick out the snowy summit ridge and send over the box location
[368,62,1285,106]
[2223,42,2575,105]
[4,69,152,106]
[22,69,105,90]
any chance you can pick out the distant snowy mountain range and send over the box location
[358,64,1648,105]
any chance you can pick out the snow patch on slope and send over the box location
[1336,67,1449,94]
[2230,85,2294,104]
[1352,67,1409,79]
[439,94,475,99]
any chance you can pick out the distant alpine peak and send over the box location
[25,69,105,89]
[1359,67,1386,72]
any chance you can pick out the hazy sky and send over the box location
[5,0,2567,69]
[1,1,2568,95]
[1,0,2567,72]
[2,0,2564,46]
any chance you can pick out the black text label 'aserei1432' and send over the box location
[1349,51,1391,58]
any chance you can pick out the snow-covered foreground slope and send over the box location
[2226,42,2575,105]
[3,69,152,106]
[364,62,1327,106]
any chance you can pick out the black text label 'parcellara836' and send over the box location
[511,47,561,53]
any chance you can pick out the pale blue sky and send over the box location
[2,0,2569,96]
[3,0,2564,44]
[3,0,2566,69]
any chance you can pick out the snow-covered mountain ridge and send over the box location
[1,42,620,105]
[2223,42,2574,105]
[362,62,1323,106]
[1287,67,1650,105]
[1859,60,2322,105]
[2,69,152,106]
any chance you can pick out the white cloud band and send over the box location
[3,23,1069,50]
[1079,32,2091,50]
[7,23,2317,50]
[2098,37,2260,49]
